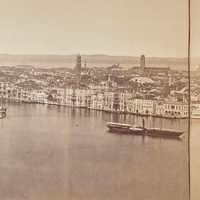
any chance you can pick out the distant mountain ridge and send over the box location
[0,54,189,70]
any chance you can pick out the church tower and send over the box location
[140,54,145,72]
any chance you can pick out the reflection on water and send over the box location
[0,103,189,200]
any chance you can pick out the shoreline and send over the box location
[3,98,188,120]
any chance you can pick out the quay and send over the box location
[0,93,188,120]
[1,93,188,119]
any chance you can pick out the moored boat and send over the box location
[107,120,184,138]
[106,122,132,133]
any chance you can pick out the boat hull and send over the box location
[108,127,131,134]
[147,128,183,138]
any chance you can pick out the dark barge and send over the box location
[106,122,184,138]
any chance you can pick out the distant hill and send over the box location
[0,54,189,70]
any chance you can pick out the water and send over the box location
[0,103,189,200]
[191,119,200,200]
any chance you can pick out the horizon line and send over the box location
[0,53,190,58]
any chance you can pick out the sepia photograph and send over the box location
[0,0,196,200]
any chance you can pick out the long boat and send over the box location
[106,122,184,138]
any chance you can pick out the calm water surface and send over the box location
[0,103,189,200]
[191,119,200,200]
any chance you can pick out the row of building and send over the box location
[0,82,188,119]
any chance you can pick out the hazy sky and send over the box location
[0,0,188,57]
[191,0,200,58]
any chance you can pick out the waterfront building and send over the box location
[162,102,188,118]
[64,88,90,108]
[113,93,120,112]
[119,92,132,113]
[103,92,115,112]
[133,99,155,116]
[64,88,74,106]
[90,93,97,110]
[126,97,135,113]
[31,90,48,104]
[155,102,165,117]
[90,92,105,110]
[75,89,87,107]
[55,88,66,105]
[0,80,188,119]
[64,88,80,107]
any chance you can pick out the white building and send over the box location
[162,102,188,118]
[132,99,155,116]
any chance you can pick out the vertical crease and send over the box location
[188,0,191,199]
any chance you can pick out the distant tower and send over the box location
[74,54,82,87]
[75,54,82,75]
[140,55,145,72]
